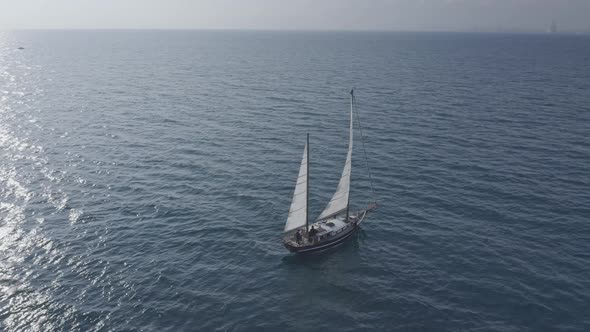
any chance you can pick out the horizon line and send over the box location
[3,27,590,35]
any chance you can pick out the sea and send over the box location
[1,30,589,331]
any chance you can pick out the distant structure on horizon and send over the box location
[549,20,558,33]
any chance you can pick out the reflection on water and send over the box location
[0,33,92,332]
[281,229,364,265]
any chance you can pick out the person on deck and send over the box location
[308,226,317,243]
[295,229,302,244]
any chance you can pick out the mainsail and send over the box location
[284,139,308,232]
[317,92,354,220]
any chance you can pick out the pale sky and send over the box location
[1,0,589,32]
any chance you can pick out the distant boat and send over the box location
[549,21,558,34]
[283,90,377,253]
[17,47,25,50]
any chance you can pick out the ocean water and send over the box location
[1,30,589,331]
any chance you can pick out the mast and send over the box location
[306,133,310,231]
[354,88,378,206]
[346,90,353,221]
[316,90,354,221]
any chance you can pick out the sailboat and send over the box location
[283,90,377,253]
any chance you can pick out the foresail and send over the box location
[317,96,354,220]
[284,142,308,232]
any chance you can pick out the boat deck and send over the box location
[284,210,367,248]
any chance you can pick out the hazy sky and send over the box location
[1,0,589,32]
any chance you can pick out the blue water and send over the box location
[1,30,589,331]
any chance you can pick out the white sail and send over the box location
[317,94,354,220]
[284,142,308,232]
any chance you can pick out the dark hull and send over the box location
[283,204,376,254]
[284,225,357,253]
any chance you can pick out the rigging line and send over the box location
[353,92,378,204]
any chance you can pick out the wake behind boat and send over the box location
[283,90,377,253]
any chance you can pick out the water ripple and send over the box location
[1,31,589,332]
